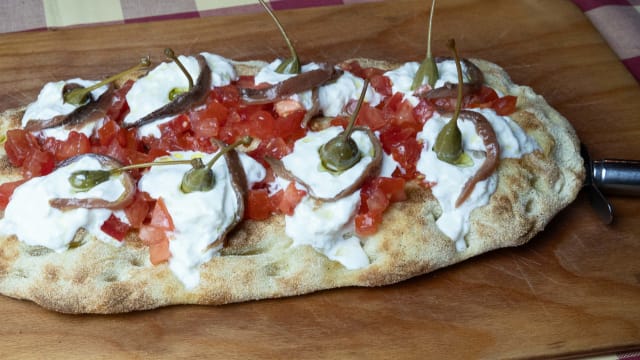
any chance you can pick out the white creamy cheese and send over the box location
[21,78,108,141]
[285,191,369,269]
[318,71,384,117]
[138,151,264,289]
[0,156,127,252]
[281,126,375,199]
[416,109,538,250]
[384,60,469,106]
[124,53,237,138]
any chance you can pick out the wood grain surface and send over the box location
[0,0,639,358]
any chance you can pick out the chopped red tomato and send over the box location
[246,189,272,220]
[491,95,518,115]
[277,182,306,216]
[139,197,174,265]
[22,149,55,178]
[149,197,174,230]
[4,129,40,167]
[100,214,131,241]
[138,225,170,265]
[357,103,386,131]
[274,110,306,143]
[379,127,422,179]
[341,61,392,96]
[148,239,170,265]
[124,191,154,228]
[0,179,27,210]
[105,80,133,123]
[190,100,227,138]
[355,177,406,236]
[249,137,290,162]
[52,131,91,162]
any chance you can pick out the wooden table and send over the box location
[0,0,639,358]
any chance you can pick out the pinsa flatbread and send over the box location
[0,52,584,313]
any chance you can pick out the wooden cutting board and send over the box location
[0,0,639,358]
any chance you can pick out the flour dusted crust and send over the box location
[0,58,584,313]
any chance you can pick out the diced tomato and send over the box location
[138,224,170,264]
[249,137,290,162]
[190,100,227,138]
[355,177,406,236]
[96,119,121,146]
[52,131,91,162]
[100,214,131,241]
[354,212,380,236]
[370,75,392,97]
[357,103,386,131]
[149,197,175,231]
[0,179,27,210]
[246,110,276,140]
[138,225,167,245]
[149,239,170,265]
[466,86,499,108]
[22,149,55,178]
[138,197,174,265]
[379,127,422,179]
[412,98,435,125]
[275,110,306,142]
[246,189,272,220]
[277,182,306,216]
[4,129,40,167]
[341,61,385,80]
[105,80,134,123]
[491,95,518,115]
[124,191,154,228]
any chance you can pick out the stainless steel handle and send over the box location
[592,159,640,196]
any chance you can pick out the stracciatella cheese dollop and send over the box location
[138,151,265,289]
[0,156,127,251]
[281,126,375,199]
[124,53,237,138]
[384,60,469,107]
[416,108,539,251]
[21,78,109,141]
[318,71,383,117]
[285,190,369,269]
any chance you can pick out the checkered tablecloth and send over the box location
[0,0,638,82]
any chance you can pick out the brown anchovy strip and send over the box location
[49,154,136,211]
[123,54,212,129]
[24,84,117,132]
[454,110,500,208]
[240,63,342,105]
[265,127,382,201]
[415,57,484,100]
[207,139,248,250]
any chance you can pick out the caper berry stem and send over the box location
[165,48,194,90]
[63,56,151,105]
[68,158,196,192]
[411,0,438,90]
[342,79,370,141]
[448,38,464,122]
[258,0,301,74]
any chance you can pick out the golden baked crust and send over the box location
[0,58,584,313]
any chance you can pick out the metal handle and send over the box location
[592,159,640,196]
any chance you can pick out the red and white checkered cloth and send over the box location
[572,0,640,82]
